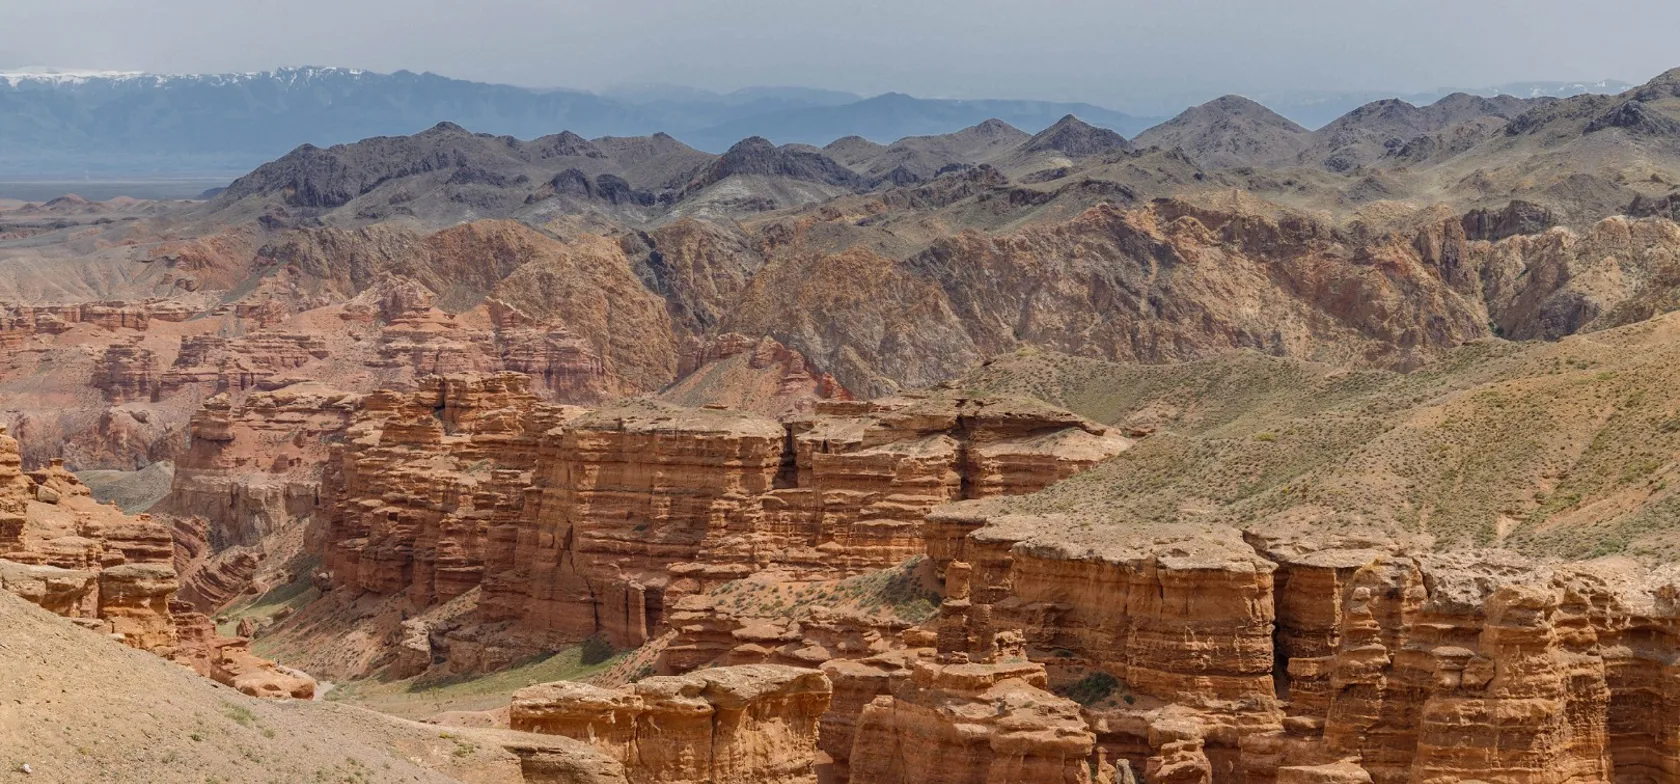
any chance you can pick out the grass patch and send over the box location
[705,557,943,625]
[221,702,257,728]
[326,645,624,720]
[219,558,320,637]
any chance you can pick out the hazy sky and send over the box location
[3,0,1677,111]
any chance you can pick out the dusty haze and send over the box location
[2,0,1676,112]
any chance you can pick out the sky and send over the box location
[2,0,1677,113]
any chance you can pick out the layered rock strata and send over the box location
[0,430,179,651]
[846,655,1105,784]
[475,393,1127,648]
[161,383,362,550]
[510,664,832,784]
[660,597,915,674]
[323,372,581,605]
[915,500,1680,784]
[0,425,311,696]
[663,332,851,416]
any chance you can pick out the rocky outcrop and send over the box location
[1461,200,1557,242]
[478,393,1126,648]
[912,495,1680,784]
[0,425,308,698]
[169,605,317,698]
[0,427,180,650]
[324,372,580,604]
[846,655,1104,784]
[686,137,865,194]
[92,339,162,403]
[0,428,264,683]
[661,598,914,675]
[160,332,330,394]
[169,516,262,611]
[1021,114,1131,157]
[664,332,850,416]
[0,560,95,616]
[0,300,194,351]
[161,383,361,550]
[96,562,180,651]
[511,664,833,784]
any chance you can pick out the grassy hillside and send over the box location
[961,314,1680,562]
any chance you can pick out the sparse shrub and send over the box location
[222,702,257,727]
[1058,672,1121,706]
[580,635,615,666]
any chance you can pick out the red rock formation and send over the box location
[161,384,361,551]
[0,560,95,616]
[96,562,180,650]
[912,496,1680,784]
[664,332,851,416]
[661,598,913,675]
[0,426,313,697]
[170,515,262,612]
[0,300,194,348]
[510,664,832,784]
[323,372,579,604]
[479,393,1126,649]
[0,428,180,649]
[92,339,162,403]
[846,656,1103,784]
[160,332,330,393]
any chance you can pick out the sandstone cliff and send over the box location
[847,655,1105,784]
[0,428,179,652]
[324,372,580,605]
[474,393,1125,650]
[915,503,1680,784]
[511,664,832,784]
[0,425,312,698]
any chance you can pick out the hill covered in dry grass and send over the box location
[961,310,1680,562]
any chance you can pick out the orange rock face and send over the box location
[913,504,1680,784]
[0,425,310,697]
[476,394,1127,649]
[846,656,1102,784]
[162,384,362,551]
[510,664,832,784]
[0,427,180,651]
[664,332,851,417]
[323,372,581,604]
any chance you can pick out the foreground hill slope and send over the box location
[0,591,622,783]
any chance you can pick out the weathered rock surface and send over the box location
[0,425,311,696]
[847,655,1103,784]
[511,664,832,784]
[162,384,362,551]
[915,500,1680,784]
[0,428,181,650]
[324,372,580,604]
[479,393,1126,648]
[664,332,850,416]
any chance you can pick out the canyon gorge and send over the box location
[6,66,1680,784]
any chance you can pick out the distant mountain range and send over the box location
[1244,80,1637,129]
[0,66,1161,178]
[0,65,1634,179]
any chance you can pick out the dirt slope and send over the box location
[0,591,616,783]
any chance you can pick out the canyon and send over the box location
[7,66,1680,784]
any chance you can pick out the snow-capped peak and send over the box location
[0,66,373,89]
[0,67,148,86]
